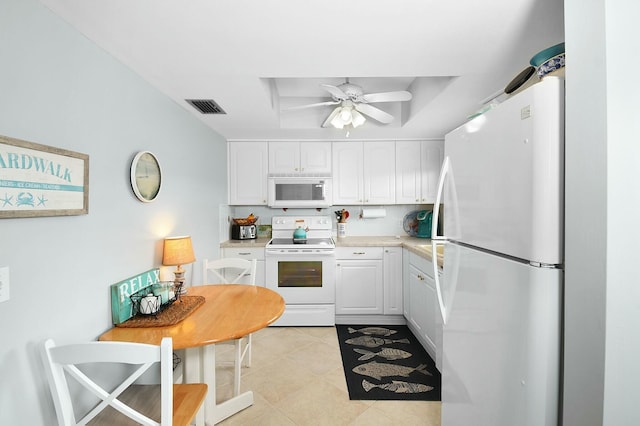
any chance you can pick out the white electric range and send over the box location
[265,216,336,326]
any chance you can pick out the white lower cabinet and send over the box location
[335,246,405,325]
[405,252,438,360]
[220,247,265,287]
[383,247,403,315]
[335,247,383,315]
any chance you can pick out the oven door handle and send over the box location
[265,250,335,257]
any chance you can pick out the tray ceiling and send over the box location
[39,0,564,140]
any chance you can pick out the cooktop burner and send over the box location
[269,237,334,247]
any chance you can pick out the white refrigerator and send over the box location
[431,77,564,426]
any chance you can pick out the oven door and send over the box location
[265,250,335,304]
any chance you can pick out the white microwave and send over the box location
[267,177,332,208]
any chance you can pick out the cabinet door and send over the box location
[408,264,426,334]
[420,140,444,203]
[268,141,299,174]
[396,141,422,204]
[363,141,396,204]
[383,247,403,315]
[332,142,363,204]
[220,248,265,287]
[336,260,383,314]
[403,248,411,318]
[408,264,436,353]
[299,142,332,174]
[423,272,437,349]
[228,142,268,205]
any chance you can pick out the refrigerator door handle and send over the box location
[432,239,447,324]
[431,156,449,240]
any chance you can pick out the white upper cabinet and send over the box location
[333,141,396,205]
[268,141,331,175]
[332,142,364,204]
[229,139,441,206]
[228,141,268,205]
[396,140,444,204]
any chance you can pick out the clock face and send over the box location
[131,151,161,202]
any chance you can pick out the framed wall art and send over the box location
[0,134,89,218]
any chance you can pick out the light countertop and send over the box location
[220,235,443,265]
[219,237,271,248]
[335,236,443,266]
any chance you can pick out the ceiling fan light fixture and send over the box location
[339,107,353,123]
[351,110,366,128]
[330,112,345,129]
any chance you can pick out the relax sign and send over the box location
[110,268,160,324]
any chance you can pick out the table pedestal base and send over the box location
[211,391,253,424]
[185,345,254,425]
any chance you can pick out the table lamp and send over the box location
[162,235,196,297]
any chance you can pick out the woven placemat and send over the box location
[116,295,206,328]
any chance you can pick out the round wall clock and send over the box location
[131,151,162,202]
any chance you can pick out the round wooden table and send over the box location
[99,285,285,425]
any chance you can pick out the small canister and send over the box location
[140,294,161,315]
[337,222,346,238]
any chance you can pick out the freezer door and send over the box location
[441,243,561,426]
[442,77,564,265]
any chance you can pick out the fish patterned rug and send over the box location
[336,325,441,401]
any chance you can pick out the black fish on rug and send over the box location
[354,347,412,361]
[345,335,410,348]
[348,326,397,336]
[362,379,434,394]
[352,361,432,380]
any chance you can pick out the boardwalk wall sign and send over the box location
[0,135,89,218]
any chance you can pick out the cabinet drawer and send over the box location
[336,247,383,260]
[409,252,437,278]
[222,247,265,260]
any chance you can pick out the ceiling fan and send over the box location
[286,79,412,129]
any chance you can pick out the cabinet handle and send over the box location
[238,252,251,255]
[353,252,366,255]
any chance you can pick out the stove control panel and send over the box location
[271,216,332,230]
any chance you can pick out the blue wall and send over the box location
[0,1,227,423]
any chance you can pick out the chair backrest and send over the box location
[41,337,175,426]
[202,257,257,285]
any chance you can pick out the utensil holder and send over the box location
[337,222,346,238]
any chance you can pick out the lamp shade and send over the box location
[162,236,195,266]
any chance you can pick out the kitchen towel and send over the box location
[360,208,386,219]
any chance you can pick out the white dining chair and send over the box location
[202,257,256,396]
[41,337,207,426]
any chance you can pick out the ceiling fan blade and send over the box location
[321,106,341,128]
[354,103,395,124]
[283,100,340,111]
[320,84,348,100]
[362,91,412,103]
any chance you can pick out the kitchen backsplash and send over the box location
[227,204,434,239]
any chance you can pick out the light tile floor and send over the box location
[212,326,441,425]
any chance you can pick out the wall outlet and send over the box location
[0,266,9,303]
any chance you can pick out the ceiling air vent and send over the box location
[185,99,226,114]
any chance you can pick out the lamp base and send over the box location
[173,269,187,299]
